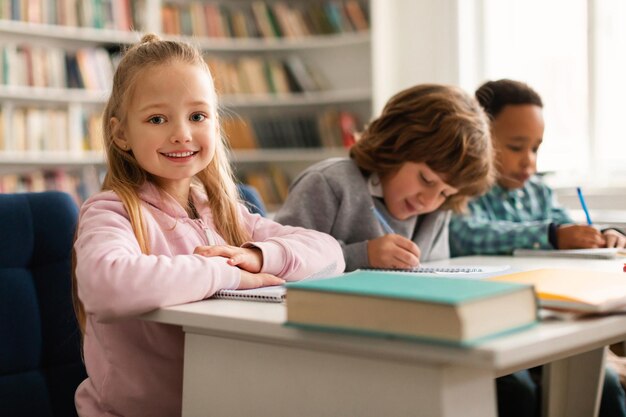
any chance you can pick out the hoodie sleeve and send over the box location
[239,206,345,281]
[74,195,241,321]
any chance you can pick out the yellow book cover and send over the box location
[489,268,626,313]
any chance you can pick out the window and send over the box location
[480,0,588,174]
[593,0,626,173]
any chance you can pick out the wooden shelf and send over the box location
[231,148,348,163]
[221,89,371,108]
[0,151,104,175]
[0,85,108,105]
[0,19,369,51]
[0,85,371,108]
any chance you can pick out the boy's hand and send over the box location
[194,245,263,273]
[367,235,421,269]
[603,229,626,249]
[556,224,606,249]
[237,270,285,290]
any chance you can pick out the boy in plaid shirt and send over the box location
[450,79,626,417]
[450,79,625,256]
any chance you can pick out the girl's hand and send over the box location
[603,229,626,249]
[556,224,606,249]
[238,270,285,290]
[194,245,263,273]
[367,235,421,269]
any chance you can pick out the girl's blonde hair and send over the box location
[350,84,494,212]
[73,34,249,332]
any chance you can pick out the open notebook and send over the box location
[513,248,626,259]
[365,265,510,275]
[211,265,511,303]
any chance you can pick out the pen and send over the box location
[371,206,395,234]
[576,186,593,225]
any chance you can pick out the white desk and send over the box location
[142,256,626,417]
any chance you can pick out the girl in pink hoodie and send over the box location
[72,34,345,417]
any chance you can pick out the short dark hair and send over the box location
[475,79,543,119]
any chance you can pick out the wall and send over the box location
[371,0,463,114]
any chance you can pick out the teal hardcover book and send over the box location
[285,270,538,346]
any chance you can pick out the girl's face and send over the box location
[111,62,218,197]
[380,162,458,220]
[491,104,544,190]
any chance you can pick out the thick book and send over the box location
[285,270,538,346]
[489,268,626,313]
[513,248,626,259]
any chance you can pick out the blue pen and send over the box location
[576,187,593,225]
[371,206,395,234]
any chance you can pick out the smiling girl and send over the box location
[275,84,494,271]
[71,34,344,417]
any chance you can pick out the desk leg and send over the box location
[542,346,606,417]
[181,333,497,417]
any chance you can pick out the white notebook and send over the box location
[364,265,511,275]
[513,248,625,260]
[211,265,512,303]
[213,285,286,303]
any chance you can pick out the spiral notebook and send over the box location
[364,265,511,276]
[212,266,511,303]
[212,285,286,303]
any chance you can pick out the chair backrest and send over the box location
[0,191,85,417]
[238,184,267,217]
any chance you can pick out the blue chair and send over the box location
[238,184,267,217]
[0,191,86,417]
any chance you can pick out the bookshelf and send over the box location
[0,0,372,207]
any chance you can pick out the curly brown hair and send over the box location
[350,84,494,212]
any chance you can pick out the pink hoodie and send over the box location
[74,182,345,417]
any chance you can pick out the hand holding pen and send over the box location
[368,206,421,269]
[575,187,626,248]
[555,187,605,249]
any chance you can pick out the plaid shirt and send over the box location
[449,177,572,256]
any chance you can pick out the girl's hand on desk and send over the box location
[557,224,606,249]
[238,270,284,290]
[194,246,263,273]
[367,235,421,269]
[603,229,626,249]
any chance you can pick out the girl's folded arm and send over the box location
[241,206,345,281]
[75,204,240,321]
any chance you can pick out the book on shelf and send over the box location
[243,168,290,207]
[0,44,114,91]
[344,0,369,31]
[489,268,626,313]
[251,1,281,38]
[513,248,626,259]
[222,116,258,149]
[2,106,95,153]
[156,1,368,39]
[0,0,136,30]
[284,56,326,92]
[285,270,538,346]
[338,111,358,147]
[222,111,357,150]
